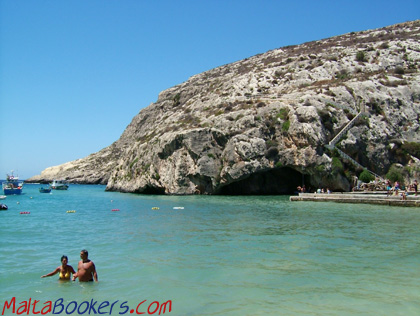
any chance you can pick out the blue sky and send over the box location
[1,0,419,179]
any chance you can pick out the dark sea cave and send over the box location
[218,167,308,195]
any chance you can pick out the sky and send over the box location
[1,0,419,179]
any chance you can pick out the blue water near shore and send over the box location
[1,184,419,315]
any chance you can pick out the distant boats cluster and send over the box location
[1,172,69,196]
[39,180,70,193]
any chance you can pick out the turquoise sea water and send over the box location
[0,184,419,316]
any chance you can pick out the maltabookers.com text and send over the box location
[2,297,172,315]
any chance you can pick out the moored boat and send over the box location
[0,203,8,210]
[39,186,52,193]
[2,172,23,195]
[51,180,69,190]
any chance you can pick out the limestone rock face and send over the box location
[27,143,122,184]
[27,21,420,194]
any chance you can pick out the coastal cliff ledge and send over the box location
[27,20,420,194]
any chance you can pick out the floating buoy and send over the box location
[152,207,159,210]
[20,211,30,214]
[111,209,120,212]
[67,210,76,213]
[173,207,184,210]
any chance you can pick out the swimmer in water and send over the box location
[41,255,76,280]
[72,249,98,282]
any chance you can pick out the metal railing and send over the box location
[335,148,383,180]
[326,103,384,181]
[328,112,363,146]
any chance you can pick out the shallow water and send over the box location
[0,184,419,315]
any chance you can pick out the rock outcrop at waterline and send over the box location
[27,21,420,194]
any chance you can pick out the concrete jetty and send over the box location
[290,192,420,207]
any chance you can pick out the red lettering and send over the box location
[159,301,172,315]
[26,298,32,315]
[41,302,52,315]
[2,299,172,316]
[16,300,29,315]
[32,300,40,314]
[2,297,16,315]
[135,300,146,314]
[147,302,159,315]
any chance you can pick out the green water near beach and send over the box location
[0,184,419,315]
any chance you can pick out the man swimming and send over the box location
[72,249,98,282]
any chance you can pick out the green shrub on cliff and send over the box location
[282,120,290,132]
[401,142,420,159]
[173,93,181,106]
[359,170,374,183]
[356,51,367,62]
[277,108,289,120]
[332,157,344,175]
[386,165,405,184]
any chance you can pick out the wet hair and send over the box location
[81,249,88,256]
[61,255,68,262]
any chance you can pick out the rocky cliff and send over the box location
[27,21,420,194]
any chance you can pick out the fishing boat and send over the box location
[51,180,69,190]
[0,203,7,210]
[39,186,52,193]
[2,172,23,195]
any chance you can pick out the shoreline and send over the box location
[290,192,420,207]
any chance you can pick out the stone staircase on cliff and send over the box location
[243,93,383,180]
[327,112,364,147]
[325,105,384,181]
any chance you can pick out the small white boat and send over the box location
[50,180,69,190]
[0,195,6,200]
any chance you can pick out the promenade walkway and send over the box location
[290,192,420,207]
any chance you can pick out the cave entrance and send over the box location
[138,185,166,195]
[218,167,308,195]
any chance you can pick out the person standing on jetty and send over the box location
[41,255,76,280]
[73,249,98,282]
